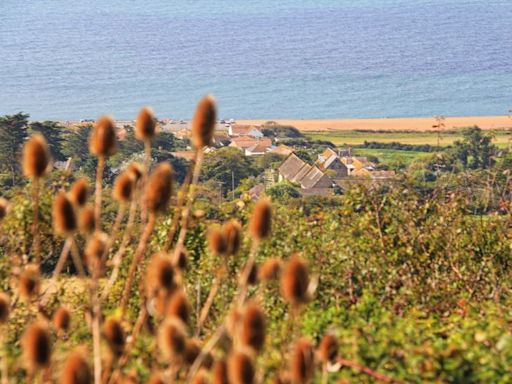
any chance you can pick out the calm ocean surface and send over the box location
[0,0,511,120]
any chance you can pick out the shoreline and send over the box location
[238,116,512,132]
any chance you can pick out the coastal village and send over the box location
[60,118,396,198]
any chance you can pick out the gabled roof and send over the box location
[246,143,270,154]
[230,137,272,150]
[278,153,307,180]
[291,163,312,183]
[270,144,293,156]
[300,166,331,189]
[230,125,262,136]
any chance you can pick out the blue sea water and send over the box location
[0,0,511,120]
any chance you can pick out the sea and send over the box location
[0,0,511,120]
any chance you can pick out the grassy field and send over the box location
[352,147,430,166]
[305,129,512,147]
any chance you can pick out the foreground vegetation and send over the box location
[0,102,511,383]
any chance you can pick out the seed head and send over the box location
[0,292,10,324]
[191,370,209,384]
[60,351,91,384]
[240,302,266,353]
[173,248,188,270]
[0,197,8,220]
[23,134,50,179]
[89,116,117,157]
[249,199,271,241]
[184,339,201,365]
[78,205,95,235]
[259,258,282,282]
[126,162,144,182]
[22,322,51,370]
[53,191,77,235]
[192,95,216,148]
[228,350,255,384]
[146,253,176,297]
[84,232,108,274]
[290,338,315,384]
[135,107,157,141]
[144,162,174,213]
[53,306,71,333]
[69,178,89,207]
[212,359,229,384]
[147,372,165,384]
[167,291,190,325]
[158,318,187,360]
[246,263,259,286]
[281,255,310,306]
[208,227,227,256]
[112,171,135,202]
[19,264,41,300]
[223,219,242,256]
[318,333,338,364]
[103,317,125,357]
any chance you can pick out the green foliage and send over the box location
[261,123,304,138]
[29,121,66,161]
[450,126,497,169]
[266,182,300,201]
[0,113,29,186]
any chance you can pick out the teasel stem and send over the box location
[69,237,86,277]
[100,202,126,268]
[107,306,148,384]
[187,324,226,382]
[94,156,105,231]
[0,332,7,384]
[195,262,227,336]
[119,213,156,317]
[140,139,152,225]
[172,150,203,261]
[31,178,41,263]
[236,241,259,306]
[90,266,102,384]
[163,160,194,252]
[101,197,137,300]
[322,363,328,384]
[337,358,403,384]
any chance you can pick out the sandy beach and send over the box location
[238,116,512,132]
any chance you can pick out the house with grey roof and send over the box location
[278,153,336,194]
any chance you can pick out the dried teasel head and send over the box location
[240,302,266,353]
[228,349,255,384]
[53,191,77,236]
[0,292,10,324]
[22,321,52,370]
[318,333,339,364]
[183,339,201,365]
[259,258,283,282]
[212,359,229,384]
[144,162,174,213]
[249,198,271,241]
[223,219,242,256]
[53,306,71,333]
[173,248,188,270]
[192,95,217,148]
[84,232,108,274]
[146,253,176,298]
[126,162,144,183]
[281,255,310,306]
[19,264,41,300]
[78,205,95,235]
[135,107,157,141]
[69,178,89,207]
[23,133,51,179]
[167,291,190,325]
[103,317,125,357]
[158,317,187,361]
[89,116,117,157]
[0,197,8,220]
[246,262,259,286]
[290,338,315,384]
[112,170,136,202]
[147,372,165,384]
[208,226,227,256]
[60,350,91,384]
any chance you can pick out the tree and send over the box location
[0,113,29,186]
[61,125,97,178]
[451,126,496,169]
[201,147,258,195]
[266,182,300,201]
[29,121,66,161]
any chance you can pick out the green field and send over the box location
[352,147,431,166]
[305,129,512,147]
